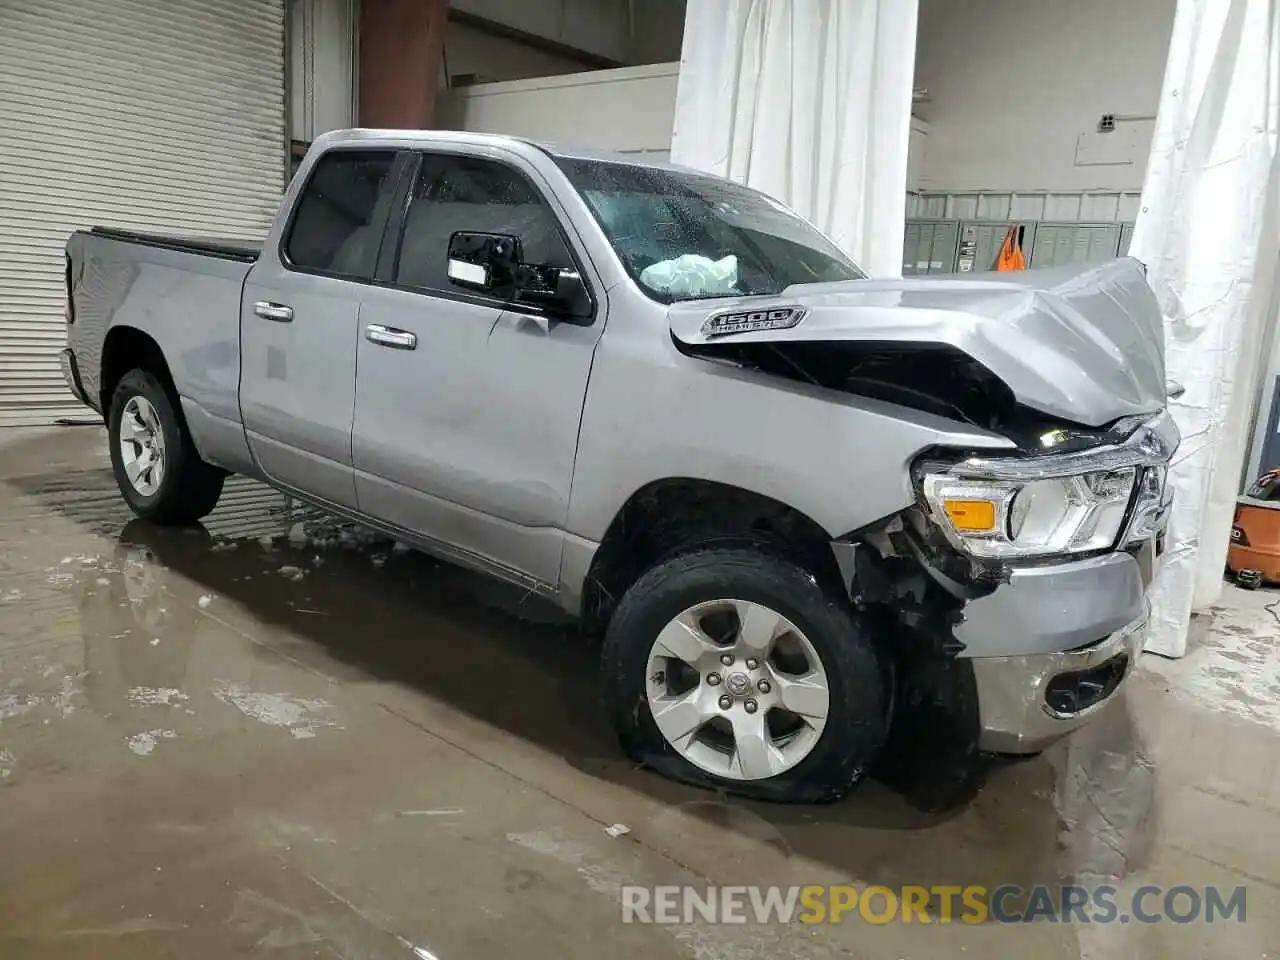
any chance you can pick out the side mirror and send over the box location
[447,231,592,322]
[447,231,520,292]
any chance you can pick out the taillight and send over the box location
[64,255,75,324]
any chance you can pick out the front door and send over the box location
[351,151,603,587]
[239,148,401,509]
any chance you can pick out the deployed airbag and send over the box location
[640,254,739,298]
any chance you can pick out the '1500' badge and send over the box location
[700,307,806,338]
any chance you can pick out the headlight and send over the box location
[923,469,1135,559]
[919,411,1178,560]
[1124,465,1169,544]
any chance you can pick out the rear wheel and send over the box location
[601,545,887,803]
[108,369,224,525]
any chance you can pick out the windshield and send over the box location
[554,156,866,303]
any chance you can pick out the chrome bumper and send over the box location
[971,613,1147,754]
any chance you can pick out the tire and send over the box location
[601,544,887,803]
[108,369,224,525]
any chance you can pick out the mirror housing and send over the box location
[447,231,592,322]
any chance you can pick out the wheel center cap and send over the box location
[725,672,751,696]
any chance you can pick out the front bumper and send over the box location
[956,542,1160,754]
[970,612,1146,753]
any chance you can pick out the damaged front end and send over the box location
[840,410,1176,809]
[668,258,1177,802]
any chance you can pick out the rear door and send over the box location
[239,148,403,508]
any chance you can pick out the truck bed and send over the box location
[88,226,261,263]
[65,224,260,437]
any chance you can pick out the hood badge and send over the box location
[700,306,806,338]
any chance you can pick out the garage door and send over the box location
[0,0,285,427]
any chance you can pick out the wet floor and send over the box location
[0,426,1277,959]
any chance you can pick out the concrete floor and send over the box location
[0,426,1277,959]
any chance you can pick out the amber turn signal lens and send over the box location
[942,498,997,533]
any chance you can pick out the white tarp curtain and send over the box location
[669,0,919,278]
[1132,0,1280,656]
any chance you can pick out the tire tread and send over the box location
[601,544,887,803]
[108,369,224,525]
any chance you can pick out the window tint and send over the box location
[394,154,573,292]
[286,150,396,278]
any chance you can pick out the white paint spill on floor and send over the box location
[127,729,177,756]
[1143,587,1280,731]
[198,594,214,609]
[0,693,39,721]
[128,687,189,707]
[277,566,306,582]
[211,682,335,739]
[0,747,14,778]
[59,554,100,567]
[54,675,79,718]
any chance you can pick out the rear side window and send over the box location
[286,150,397,279]
[394,154,573,292]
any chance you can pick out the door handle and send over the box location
[254,301,294,322]
[365,324,417,350]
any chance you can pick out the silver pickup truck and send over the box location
[62,129,1176,803]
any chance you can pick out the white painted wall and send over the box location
[914,0,1175,193]
[288,0,355,142]
[438,61,932,192]
[907,118,929,194]
[437,63,679,153]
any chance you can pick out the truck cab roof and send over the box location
[307,127,684,173]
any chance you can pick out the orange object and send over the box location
[943,498,997,532]
[995,225,1026,271]
[1227,468,1280,583]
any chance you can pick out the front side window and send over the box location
[554,156,865,302]
[394,154,573,292]
[285,150,397,279]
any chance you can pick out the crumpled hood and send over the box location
[668,257,1167,428]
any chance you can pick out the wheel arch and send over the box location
[100,325,178,415]
[578,477,842,632]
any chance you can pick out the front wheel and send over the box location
[601,545,887,803]
[108,369,224,525]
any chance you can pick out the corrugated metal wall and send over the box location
[906,190,1143,223]
[904,189,1140,274]
[0,0,286,426]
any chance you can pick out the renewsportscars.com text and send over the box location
[621,884,1247,926]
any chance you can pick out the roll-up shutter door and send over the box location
[0,0,284,427]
